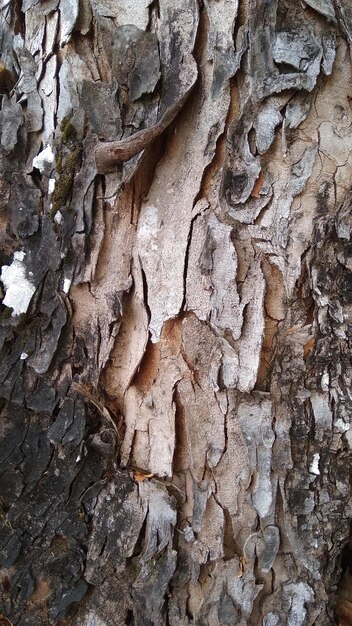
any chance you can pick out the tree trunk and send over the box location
[1,1,352,624]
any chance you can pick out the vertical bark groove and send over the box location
[1,0,352,625]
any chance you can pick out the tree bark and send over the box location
[1,1,352,625]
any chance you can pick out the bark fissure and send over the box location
[1,0,352,625]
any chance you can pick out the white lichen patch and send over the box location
[63,277,72,294]
[54,210,63,224]
[320,371,330,391]
[1,251,35,316]
[32,144,54,174]
[335,418,350,433]
[309,453,320,475]
[48,177,56,194]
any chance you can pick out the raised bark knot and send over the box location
[94,80,197,174]
[94,111,175,174]
[94,126,157,174]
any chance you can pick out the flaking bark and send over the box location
[1,1,352,625]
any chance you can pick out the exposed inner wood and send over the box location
[0,0,352,625]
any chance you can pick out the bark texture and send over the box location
[1,1,352,625]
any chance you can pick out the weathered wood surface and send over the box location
[1,0,352,624]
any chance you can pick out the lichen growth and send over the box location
[55,152,63,175]
[60,116,78,145]
[50,118,82,214]
[51,145,81,211]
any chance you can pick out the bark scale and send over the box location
[0,1,352,625]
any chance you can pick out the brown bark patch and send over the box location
[133,340,160,393]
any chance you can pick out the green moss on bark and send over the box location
[50,119,82,214]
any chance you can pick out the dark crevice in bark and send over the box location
[180,211,201,315]
[1,1,352,624]
[139,263,151,325]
